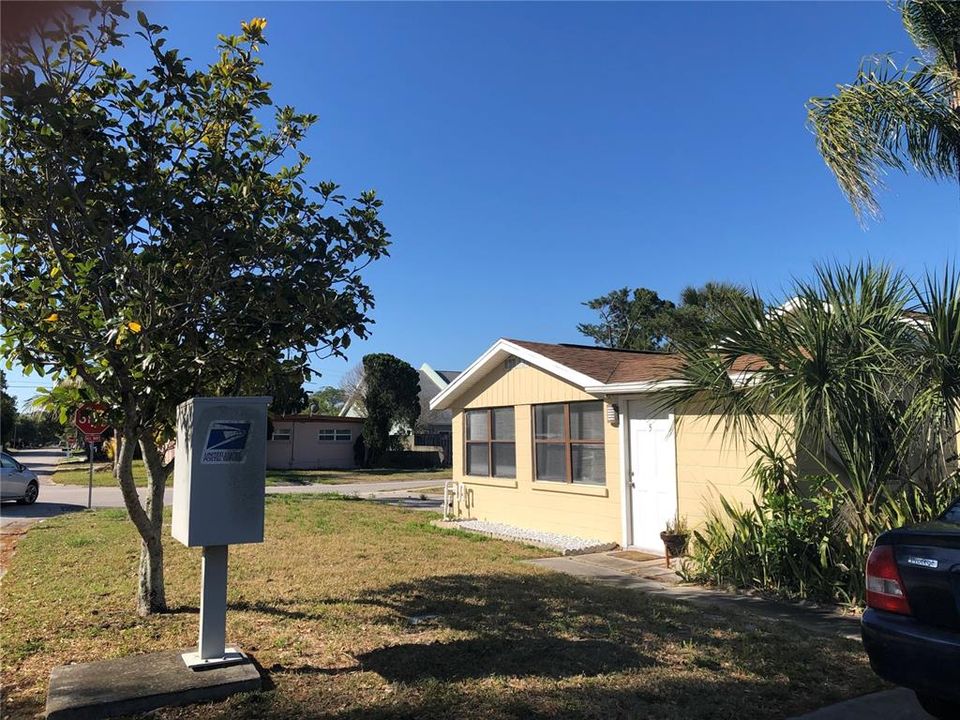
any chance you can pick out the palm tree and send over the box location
[807,1,960,220]
[659,263,960,601]
[28,376,86,424]
[661,262,960,535]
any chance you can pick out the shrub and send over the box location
[683,472,960,607]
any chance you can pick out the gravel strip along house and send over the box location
[430,338,776,554]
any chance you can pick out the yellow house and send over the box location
[429,338,767,553]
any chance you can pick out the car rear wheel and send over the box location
[916,692,960,720]
[17,481,38,505]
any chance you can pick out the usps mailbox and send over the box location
[172,396,271,668]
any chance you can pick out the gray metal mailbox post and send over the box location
[172,396,271,668]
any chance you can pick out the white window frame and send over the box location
[270,428,291,441]
[319,429,352,442]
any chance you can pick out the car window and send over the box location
[943,500,960,524]
[0,454,18,469]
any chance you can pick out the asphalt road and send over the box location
[0,447,441,528]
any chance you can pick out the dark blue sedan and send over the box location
[861,499,960,719]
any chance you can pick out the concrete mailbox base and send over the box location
[45,648,261,720]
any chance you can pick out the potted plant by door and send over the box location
[660,516,689,568]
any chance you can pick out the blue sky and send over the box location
[5,1,959,405]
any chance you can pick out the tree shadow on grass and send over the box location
[230,599,328,621]
[315,675,835,720]
[356,636,651,682]
[163,604,199,615]
[265,474,318,486]
[346,571,869,692]
[352,570,697,642]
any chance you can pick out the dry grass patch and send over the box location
[0,497,882,719]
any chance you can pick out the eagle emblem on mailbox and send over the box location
[201,421,251,464]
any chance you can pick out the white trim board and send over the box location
[430,338,758,410]
[420,362,450,392]
[429,339,602,410]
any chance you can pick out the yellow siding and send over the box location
[457,361,597,407]
[674,411,784,528]
[450,361,622,542]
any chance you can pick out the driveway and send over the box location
[790,688,931,719]
[10,446,63,484]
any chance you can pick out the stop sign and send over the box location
[74,402,109,436]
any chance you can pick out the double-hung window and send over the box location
[465,407,516,478]
[534,401,605,485]
[318,429,352,442]
[270,428,291,441]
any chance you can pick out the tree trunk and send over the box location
[114,427,167,615]
[137,530,166,615]
[139,436,172,614]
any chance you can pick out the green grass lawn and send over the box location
[52,458,151,487]
[0,497,882,720]
[52,462,449,488]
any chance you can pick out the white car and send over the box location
[0,452,39,504]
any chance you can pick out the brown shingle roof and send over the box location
[507,339,767,385]
[506,340,683,384]
[273,414,363,423]
[729,354,768,373]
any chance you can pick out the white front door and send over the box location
[627,399,678,552]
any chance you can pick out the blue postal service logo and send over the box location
[201,421,250,464]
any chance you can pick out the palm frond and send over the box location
[913,265,960,419]
[899,0,960,69]
[807,55,960,221]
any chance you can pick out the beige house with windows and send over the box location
[430,338,768,552]
[266,415,363,470]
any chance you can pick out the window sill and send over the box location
[531,481,608,497]
[461,476,518,489]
